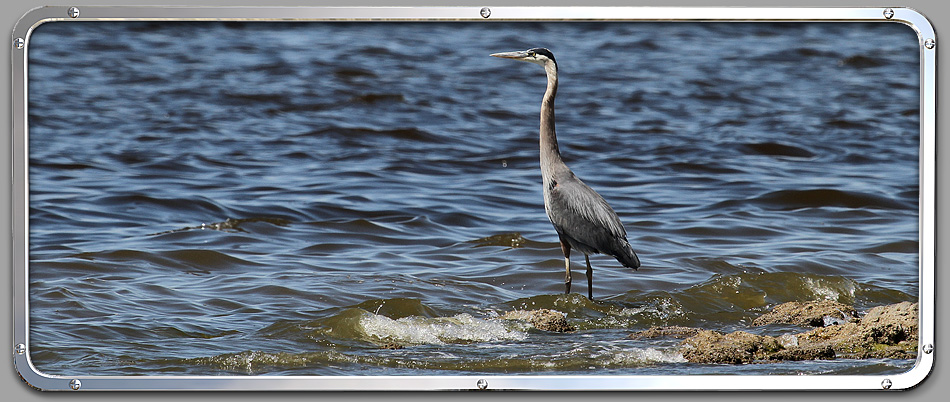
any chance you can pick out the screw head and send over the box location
[881,379,892,389]
[476,378,488,390]
[69,379,82,390]
[923,344,934,354]
[480,7,491,19]
[13,37,24,50]
[68,7,80,18]
[924,38,935,49]
[14,344,26,355]
[883,8,894,19]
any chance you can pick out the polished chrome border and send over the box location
[11,6,936,391]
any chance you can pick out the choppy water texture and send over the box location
[27,21,920,377]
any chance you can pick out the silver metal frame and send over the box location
[10,6,936,391]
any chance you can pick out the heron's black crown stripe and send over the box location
[528,48,557,68]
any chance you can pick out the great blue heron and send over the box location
[491,48,641,300]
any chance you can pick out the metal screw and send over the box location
[881,379,892,389]
[923,344,934,354]
[480,7,491,19]
[69,379,82,390]
[68,7,80,18]
[13,37,24,50]
[476,378,488,390]
[14,344,25,355]
[883,8,894,19]
[924,38,935,49]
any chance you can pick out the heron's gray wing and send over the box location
[544,174,628,251]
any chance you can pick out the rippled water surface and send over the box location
[28,21,920,377]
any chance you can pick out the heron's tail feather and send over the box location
[614,240,641,271]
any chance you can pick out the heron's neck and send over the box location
[540,62,562,171]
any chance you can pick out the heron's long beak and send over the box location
[490,50,529,60]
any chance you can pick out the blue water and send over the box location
[27,21,919,376]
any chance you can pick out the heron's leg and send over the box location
[564,256,572,294]
[585,254,593,300]
[560,240,572,294]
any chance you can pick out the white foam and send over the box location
[358,312,527,345]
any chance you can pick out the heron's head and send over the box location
[490,48,557,70]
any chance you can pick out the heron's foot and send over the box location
[565,282,571,294]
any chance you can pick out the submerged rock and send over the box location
[629,326,702,339]
[752,300,857,327]
[378,341,404,350]
[471,233,527,249]
[501,309,575,332]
